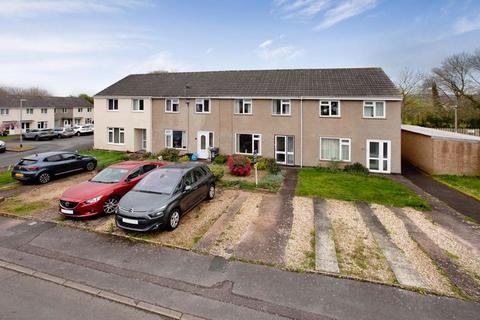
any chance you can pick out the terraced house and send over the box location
[0,95,94,133]
[94,68,402,173]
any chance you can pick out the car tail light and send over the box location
[25,166,39,171]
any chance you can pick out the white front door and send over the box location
[197,131,214,159]
[63,119,72,127]
[275,135,294,165]
[367,140,391,173]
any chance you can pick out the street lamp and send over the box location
[19,99,26,148]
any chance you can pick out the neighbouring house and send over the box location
[0,95,94,133]
[402,125,480,176]
[94,68,402,173]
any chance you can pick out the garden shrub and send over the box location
[179,155,190,162]
[227,155,251,176]
[208,164,224,181]
[213,154,227,165]
[265,158,281,174]
[257,173,284,191]
[255,157,268,170]
[344,162,369,175]
[159,148,180,162]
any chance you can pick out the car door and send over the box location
[43,154,65,175]
[180,170,198,212]
[192,168,208,203]
[60,153,84,172]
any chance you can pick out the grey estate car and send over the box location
[116,163,215,232]
[23,129,55,141]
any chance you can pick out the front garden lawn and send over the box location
[296,169,430,210]
[80,149,130,168]
[434,175,480,200]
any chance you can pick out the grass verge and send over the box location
[0,198,51,216]
[296,168,430,210]
[434,175,480,201]
[79,149,130,169]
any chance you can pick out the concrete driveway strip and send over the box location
[313,198,340,273]
[0,216,479,320]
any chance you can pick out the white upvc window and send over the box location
[26,108,34,115]
[320,100,340,117]
[41,108,48,114]
[107,99,119,111]
[77,108,83,112]
[0,108,9,115]
[195,99,210,113]
[165,98,179,113]
[363,101,385,118]
[165,129,187,149]
[235,133,262,155]
[132,99,144,112]
[85,118,93,124]
[272,99,291,116]
[87,107,92,112]
[74,118,81,125]
[37,121,47,129]
[62,108,68,113]
[234,99,252,115]
[320,137,351,162]
[108,127,125,145]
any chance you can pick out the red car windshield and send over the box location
[91,167,129,183]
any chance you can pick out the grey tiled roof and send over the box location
[0,95,93,109]
[95,68,401,98]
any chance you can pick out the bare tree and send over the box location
[396,67,424,98]
[0,85,50,96]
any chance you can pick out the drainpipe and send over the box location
[300,96,303,168]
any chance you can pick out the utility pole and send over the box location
[19,98,27,148]
[453,105,458,133]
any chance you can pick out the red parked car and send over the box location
[59,161,165,217]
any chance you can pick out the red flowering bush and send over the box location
[227,155,251,176]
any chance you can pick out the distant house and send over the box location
[0,95,94,133]
[94,68,402,173]
[402,125,480,176]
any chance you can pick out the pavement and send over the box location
[0,215,478,320]
[0,135,93,169]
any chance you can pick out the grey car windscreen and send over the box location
[133,169,182,194]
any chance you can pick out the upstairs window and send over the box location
[234,99,252,114]
[41,108,48,114]
[363,101,385,118]
[108,99,119,111]
[195,99,210,113]
[165,98,179,112]
[87,107,92,112]
[320,100,340,117]
[62,108,68,113]
[132,99,144,112]
[77,108,83,112]
[26,108,34,115]
[272,99,291,116]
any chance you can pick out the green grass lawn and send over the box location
[0,170,15,185]
[0,135,20,142]
[434,175,480,200]
[80,149,130,168]
[296,169,430,210]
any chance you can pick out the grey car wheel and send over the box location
[167,210,180,230]
[85,161,96,171]
[38,172,51,184]
[207,185,215,200]
[103,196,119,214]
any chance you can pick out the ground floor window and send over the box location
[74,118,81,125]
[85,118,93,124]
[165,129,186,149]
[21,122,30,130]
[320,137,351,161]
[236,133,261,155]
[108,127,125,145]
[37,121,47,129]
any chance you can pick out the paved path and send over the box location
[313,198,339,273]
[401,162,480,222]
[0,215,479,320]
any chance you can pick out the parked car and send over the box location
[23,128,56,141]
[12,151,97,184]
[58,161,165,217]
[116,163,216,232]
[54,127,75,139]
[0,140,5,153]
[72,125,94,136]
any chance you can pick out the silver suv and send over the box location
[23,129,56,141]
[53,127,75,139]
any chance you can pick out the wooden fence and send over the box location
[436,128,480,137]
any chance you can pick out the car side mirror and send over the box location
[184,185,192,192]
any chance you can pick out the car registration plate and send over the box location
[61,209,74,214]
[122,218,138,225]
[15,173,24,177]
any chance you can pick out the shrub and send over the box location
[159,148,180,162]
[255,157,268,170]
[258,173,284,191]
[208,164,224,181]
[179,155,190,162]
[227,155,251,176]
[344,162,369,175]
[327,160,341,172]
[265,158,281,174]
[213,154,227,165]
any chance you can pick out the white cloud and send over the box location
[454,14,480,34]
[0,0,152,16]
[315,0,378,30]
[256,39,304,61]
[275,0,331,18]
[125,52,190,74]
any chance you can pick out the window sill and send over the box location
[107,142,125,146]
[271,114,291,117]
[233,113,253,116]
[132,110,145,113]
[319,159,351,163]
[319,115,341,118]
[107,110,119,112]
[165,111,180,114]
[362,117,386,120]
[194,112,211,114]
[235,152,262,156]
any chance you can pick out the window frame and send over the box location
[272,99,291,116]
[40,108,48,114]
[234,99,253,115]
[165,98,180,113]
[235,133,262,156]
[37,121,47,129]
[319,137,351,162]
[132,99,145,112]
[164,129,187,150]
[77,108,83,113]
[26,108,34,115]
[107,127,125,145]
[363,101,386,119]
[107,99,119,112]
[0,108,9,116]
[87,107,92,112]
[319,100,341,118]
[195,98,211,114]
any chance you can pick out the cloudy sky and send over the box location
[0,0,479,96]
